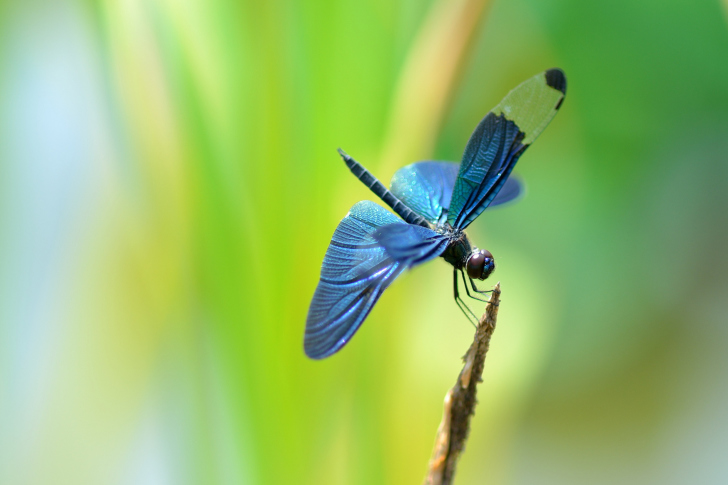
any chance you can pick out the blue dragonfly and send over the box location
[305,69,566,359]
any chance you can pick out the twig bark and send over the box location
[423,282,501,485]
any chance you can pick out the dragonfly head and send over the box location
[466,249,495,281]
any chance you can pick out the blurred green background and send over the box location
[1,0,728,483]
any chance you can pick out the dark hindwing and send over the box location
[304,201,448,359]
[390,161,524,225]
[447,68,566,229]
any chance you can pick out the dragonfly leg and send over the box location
[453,268,478,327]
[469,276,499,307]
[461,271,490,302]
[469,277,494,296]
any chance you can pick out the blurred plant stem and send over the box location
[424,283,501,485]
[380,0,492,173]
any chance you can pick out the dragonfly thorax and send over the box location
[441,230,495,281]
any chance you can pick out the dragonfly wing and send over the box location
[390,161,459,224]
[390,161,523,222]
[372,222,449,265]
[305,201,448,359]
[489,174,523,208]
[448,69,566,229]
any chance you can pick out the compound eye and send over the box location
[466,252,485,280]
[466,250,495,280]
[481,254,495,280]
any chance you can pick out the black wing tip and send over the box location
[545,68,567,94]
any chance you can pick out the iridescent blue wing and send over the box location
[390,161,524,224]
[390,161,459,224]
[491,175,523,208]
[305,201,448,359]
[373,222,449,264]
[447,69,566,229]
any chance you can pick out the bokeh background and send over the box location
[1,0,728,483]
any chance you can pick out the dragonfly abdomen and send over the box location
[337,148,430,228]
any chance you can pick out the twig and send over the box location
[423,282,501,485]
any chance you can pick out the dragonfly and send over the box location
[305,69,566,359]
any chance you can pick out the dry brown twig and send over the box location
[423,282,501,485]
